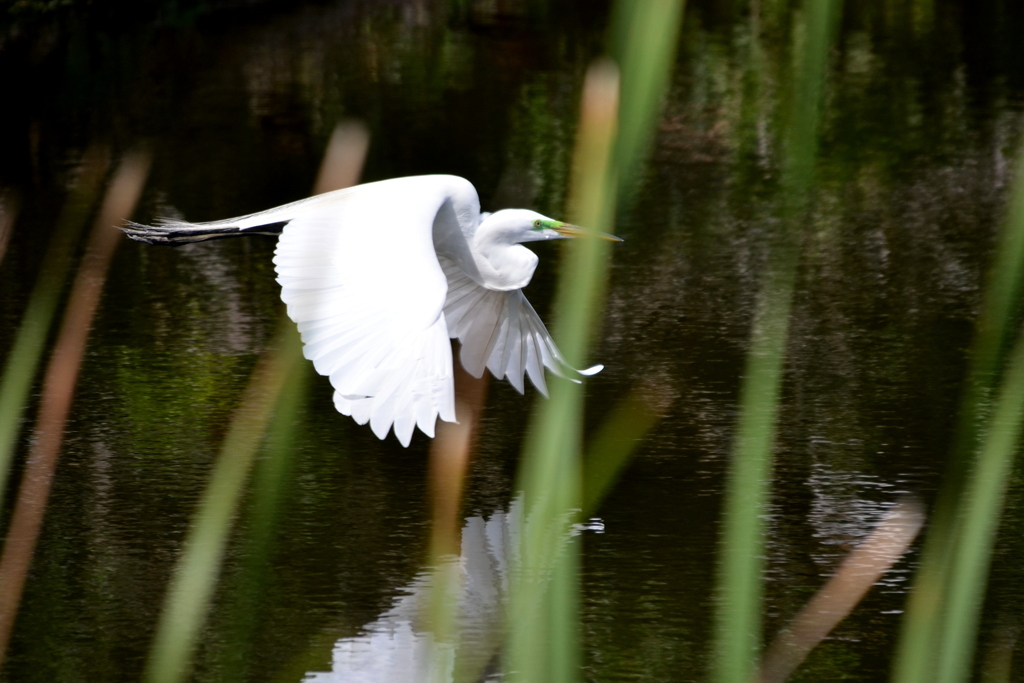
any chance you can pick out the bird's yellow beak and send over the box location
[552,222,624,242]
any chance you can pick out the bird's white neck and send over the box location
[429,185,540,292]
[457,211,537,291]
[471,237,538,291]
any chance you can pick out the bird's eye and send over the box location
[533,219,542,228]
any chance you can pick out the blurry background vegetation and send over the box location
[3,0,1024,681]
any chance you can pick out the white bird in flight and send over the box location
[123,175,620,447]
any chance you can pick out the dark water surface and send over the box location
[3,1,1024,681]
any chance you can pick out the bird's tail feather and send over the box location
[121,219,289,246]
[122,185,361,246]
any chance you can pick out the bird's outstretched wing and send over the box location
[274,181,456,447]
[438,257,602,396]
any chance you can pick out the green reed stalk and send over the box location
[202,120,365,682]
[935,331,1024,683]
[506,2,686,676]
[210,361,309,680]
[581,384,671,517]
[713,2,840,682]
[892,140,1024,683]
[507,59,619,683]
[144,322,303,683]
[0,148,108,511]
[714,270,796,683]
[609,0,685,206]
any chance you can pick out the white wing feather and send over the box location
[273,181,456,447]
[132,174,605,446]
[439,257,602,396]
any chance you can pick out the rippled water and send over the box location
[2,1,1024,681]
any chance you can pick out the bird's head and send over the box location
[481,209,623,245]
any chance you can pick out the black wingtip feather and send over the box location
[120,220,289,246]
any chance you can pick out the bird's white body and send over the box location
[126,175,603,446]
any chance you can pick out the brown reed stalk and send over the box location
[428,363,488,560]
[314,121,370,196]
[0,148,109,512]
[0,152,150,665]
[211,120,371,681]
[755,498,924,683]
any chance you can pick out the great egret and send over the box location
[123,174,620,447]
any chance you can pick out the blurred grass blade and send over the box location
[507,58,619,683]
[893,139,1024,683]
[979,623,1017,683]
[933,329,1024,683]
[210,360,308,680]
[609,0,685,205]
[0,148,109,511]
[713,2,840,682]
[756,498,924,683]
[553,61,620,357]
[581,381,674,516]
[0,151,149,665]
[144,321,303,683]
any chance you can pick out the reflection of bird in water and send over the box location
[124,175,619,446]
[302,504,606,683]
[305,504,519,683]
